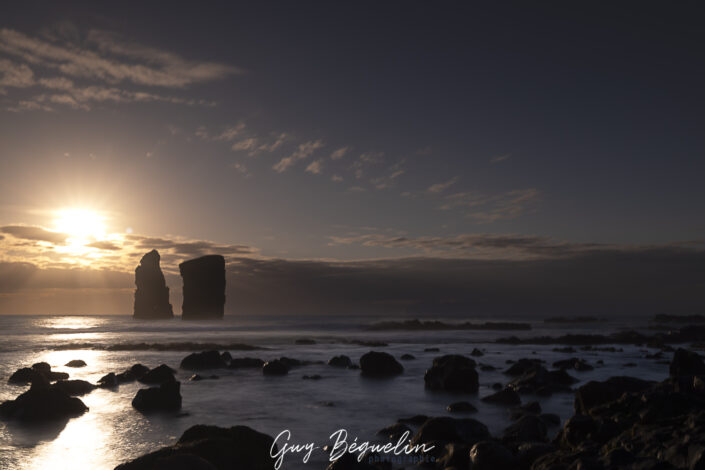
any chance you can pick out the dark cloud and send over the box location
[86,241,121,251]
[0,261,132,292]
[0,225,67,244]
[126,235,254,258]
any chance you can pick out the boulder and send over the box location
[228,357,264,369]
[670,348,705,377]
[400,353,416,360]
[424,354,478,393]
[410,416,489,446]
[132,381,181,413]
[482,389,521,406]
[0,381,88,422]
[8,363,68,384]
[133,250,173,319]
[65,359,87,368]
[117,363,150,383]
[115,424,276,470]
[508,364,577,395]
[553,357,594,371]
[98,372,119,388]
[328,355,353,368]
[377,423,412,440]
[359,351,403,377]
[180,351,226,370]
[504,358,544,376]
[51,380,96,396]
[179,255,226,320]
[574,376,654,414]
[509,401,541,420]
[469,440,518,470]
[262,360,289,376]
[502,414,547,443]
[471,348,484,357]
[138,364,176,385]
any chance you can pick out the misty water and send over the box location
[0,314,670,470]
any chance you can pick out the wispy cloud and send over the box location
[426,177,458,194]
[0,225,68,244]
[330,146,349,160]
[305,159,324,175]
[273,140,324,173]
[490,153,511,164]
[441,188,540,223]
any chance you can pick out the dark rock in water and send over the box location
[509,401,541,420]
[115,424,276,470]
[469,440,517,470]
[180,350,226,370]
[502,414,547,443]
[508,364,577,396]
[480,364,496,371]
[436,442,471,470]
[228,357,264,369]
[400,353,416,360]
[410,417,490,446]
[132,381,181,413]
[116,363,150,383]
[295,338,316,345]
[328,355,353,368]
[133,250,173,319]
[8,363,68,385]
[553,346,577,353]
[220,351,232,365]
[138,364,176,385]
[424,347,440,352]
[447,401,478,413]
[52,380,96,396]
[482,389,521,406]
[424,354,478,393]
[377,422,411,440]
[189,374,204,381]
[470,348,484,357]
[65,359,86,368]
[262,360,288,376]
[553,357,594,371]
[504,358,544,376]
[517,442,556,469]
[397,414,429,425]
[302,375,322,380]
[278,357,308,368]
[574,376,654,414]
[0,381,88,422]
[492,382,503,390]
[98,372,118,388]
[179,255,226,320]
[670,348,705,377]
[32,362,69,381]
[539,413,561,426]
[359,351,403,377]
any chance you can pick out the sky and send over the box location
[0,1,704,316]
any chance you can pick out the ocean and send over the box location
[0,314,670,470]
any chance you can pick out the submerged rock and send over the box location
[179,255,226,320]
[0,381,88,422]
[359,351,403,377]
[133,250,173,319]
[132,381,181,413]
[114,424,276,470]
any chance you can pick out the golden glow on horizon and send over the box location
[51,208,123,264]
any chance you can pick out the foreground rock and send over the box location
[424,354,478,393]
[115,424,276,470]
[180,350,227,370]
[52,379,96,396]
[179,255,226,320]
[359,351,403,377]
[506,362,577,396]
[0,381,88,422]
[670,347,705,377]
[132,381,181,413]
[133,250,173,319]
[8,362,69,384]
[262,359,289,376]
[138,364,176,384]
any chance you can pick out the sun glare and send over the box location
[54,208,107,240]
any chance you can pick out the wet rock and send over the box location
[436,442,471,469]
[133,250,173,319]
[0,381,88,422]
[302,374,322,380]
[424,354,478,393]
[480,364,496,371]
[447,401,478,413]
[359,351,403,377]
[492,382,503,390]
[51,380,96,396]
[262,360,289,376]
[220,351,232,365]
[115,424,276,470]
[328,355,353,368]
[469,440,517,470]
[65,359,87,368]
[132,381,181,413]
[517,442,556,468]
[482,389,521,406]
[8,363,68,384]
[471,348,484,357]
[116,363,150,383]
[574,376,654,414]
[502,414,547,443]
[508,364,577,395]
[179,255,226,320]
[180,350,226,370]
[189,374,205,381]
[553,357,594,371]
[504,358,544,376]
[377,423,412,440]
[397,414,428,425]
[98,372,118,388]
[400,353,416,360]
[509,400,541,420]
[670,348,705,377]
[228,357,264,369]
[138,364,176,385]
[410,416,490,446]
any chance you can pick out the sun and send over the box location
[53,208,107,240]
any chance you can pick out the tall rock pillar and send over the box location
[133,250,173,319]
[179,255,226,320]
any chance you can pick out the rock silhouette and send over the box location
[179,255,226,320]
[133,250,173,319]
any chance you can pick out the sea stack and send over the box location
[179,255,226,320]
[133,250,173,319]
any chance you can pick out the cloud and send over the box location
[306,159,324,175]
[490,153,511,163]
[86,241,121,251]
[330,147,349,160]
[441,188,540,223]
[273,140,324,173]
[0,225,68,244]
[0,58,34,90]
[427,177,458,194]
[231,137,258,152]
[331,175,343,182]
[125,235,255,260]
[230,162,252,178]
